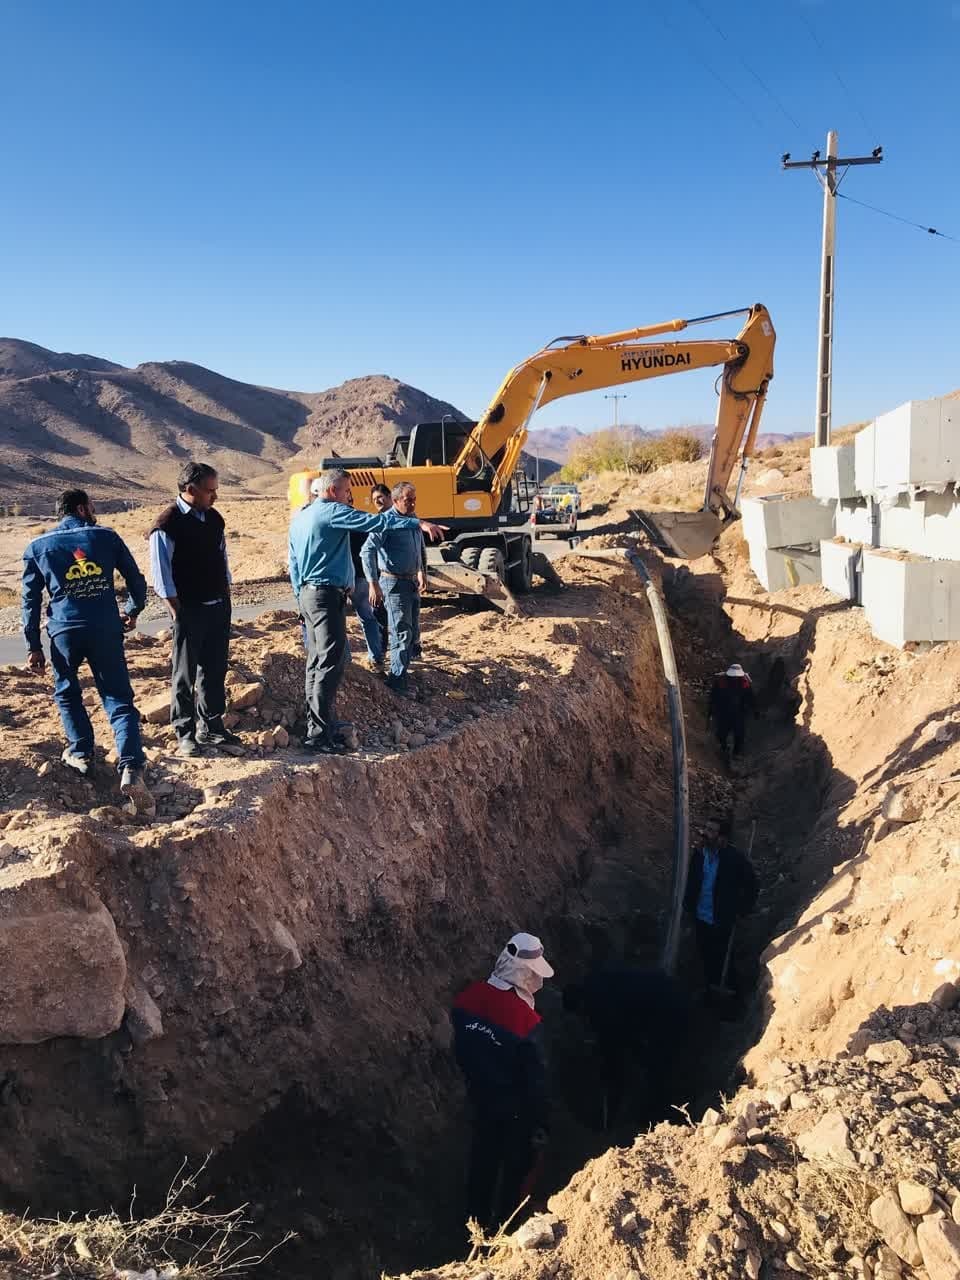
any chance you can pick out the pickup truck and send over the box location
[530,488,579,540]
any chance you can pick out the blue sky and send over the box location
[1,0,957,436]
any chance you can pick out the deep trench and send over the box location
[0,568,849,1280]
[192,572,846,1280]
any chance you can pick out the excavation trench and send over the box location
[0,553,843,1279]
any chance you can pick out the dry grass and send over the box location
[560,429,702,482]
[0,1162,291,1279]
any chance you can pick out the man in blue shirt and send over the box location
[21,489,152,810]
[684,815,758,995]
[288,468,445,753]
[362,481,428,696]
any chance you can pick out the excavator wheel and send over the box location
[506,540,533,593]
[478,546,506,584]
[460,546,482,572]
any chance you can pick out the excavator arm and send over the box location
[457,304,775,554]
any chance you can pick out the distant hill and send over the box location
[529,420,809,466]
[0,340,558,510]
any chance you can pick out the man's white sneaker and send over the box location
[61,749,91,777]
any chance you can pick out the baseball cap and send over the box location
[505,932,554,978]
[725,664,746,677]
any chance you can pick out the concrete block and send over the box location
[873,398,960,491]
[862,549,960,647]
[878,498,926,556]
[749,545,822,593]
[811,443,857,500]
[836,499,875,545]
[917,490,960,561]
[877,491,960,561]
[854,422,876,496]
[820,539,862,603]
[741,495,836,551]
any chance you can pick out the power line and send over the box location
[686,0,804,132]
[796,8,873,137]
[836,191,959,243]
[651,6,769,134]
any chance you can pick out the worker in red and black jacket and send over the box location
[451,932,553,1232]
[708,663,755,759]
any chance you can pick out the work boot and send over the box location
[361,656,384,673]
[177,736,201,758]
[61,748,92,776]
[386,674,412,697]
[303,736,345,756]
[120,765,154,814]
[197,725,244,748]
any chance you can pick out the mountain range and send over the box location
[0,339,563,512]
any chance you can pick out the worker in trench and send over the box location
[684,815,759,1006]
[562,967,690,1130]
[707,662,755,766]
[451,933,553,1233]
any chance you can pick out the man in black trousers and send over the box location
[149,462,242,757]
[684,815,758,996]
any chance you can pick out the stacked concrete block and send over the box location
[854,422,876,496]
[875,491,960,562]
[862,548,960,647]
[872,398,960,493]
[811,443,857,500]
[820,540,862,603]
[741,495,837,551]
[915,490,960,561]
[835,499,875,545]
[750,545,823,593]
[741,495,836,592]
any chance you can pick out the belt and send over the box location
[381,572,418,581]
[303,582,350,596]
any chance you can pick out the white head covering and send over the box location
[726,663,746,678]
[309,477,324,501]
[487,932,554,1009]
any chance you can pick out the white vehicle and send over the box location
[544,483,581,512]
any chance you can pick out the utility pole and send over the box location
[604,392,628,430]
[783,132,882,446]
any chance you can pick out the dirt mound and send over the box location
[399,1018,960,1280]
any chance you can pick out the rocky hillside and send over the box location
[0,340,558,510]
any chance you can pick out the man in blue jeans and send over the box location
[362,482,428,697]
[21,489,153,811]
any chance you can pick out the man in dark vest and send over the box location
[149,462,240,757]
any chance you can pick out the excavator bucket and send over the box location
[423,562,521,615]
[630,508,725,560]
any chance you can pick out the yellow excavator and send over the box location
[289,303,774,603]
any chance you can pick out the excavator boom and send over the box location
[450,304,774,554]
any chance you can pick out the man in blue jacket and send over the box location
[288,468,445,753]
[21,489,152,809]
[452,932,553,1232]
[684,815,758,996]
